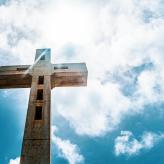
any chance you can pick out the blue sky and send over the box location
[0,0,164,164]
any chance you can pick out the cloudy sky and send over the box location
[0,0,164,163]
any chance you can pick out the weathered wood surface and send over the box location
[0,62,88,89]
[20,75,51,164]
[0,65,32,88]
[51,63,88,88]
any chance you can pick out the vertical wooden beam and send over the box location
[20,49,51,164]
[20,75,51,164]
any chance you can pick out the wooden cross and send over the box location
[0,48,88,164]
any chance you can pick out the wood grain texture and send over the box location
[51,63,88,88]
[0,65,32,88]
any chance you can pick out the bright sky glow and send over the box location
[39,3,94,47]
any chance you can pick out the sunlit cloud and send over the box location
[8,157,20,164]
[41,3,94,47]
[52,126,84,164]
[114,131,164,156]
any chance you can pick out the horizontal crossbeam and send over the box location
[0,63,88,89]
[51,63,88,88]
[0,65,32,89]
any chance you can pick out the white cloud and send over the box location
[52,80,130,137]
[52,126,84,164]
[9,157,20,164]
[136,70,158,102]
[0,0,164,137]
[114,131,164,156]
